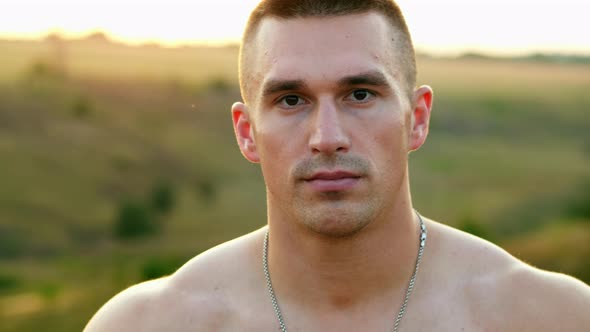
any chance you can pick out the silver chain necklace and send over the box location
[263,211,427,332]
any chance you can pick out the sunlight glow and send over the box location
[2,0,588,55]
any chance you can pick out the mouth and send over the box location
[304,170,362,192]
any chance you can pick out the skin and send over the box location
[85,12,590,332]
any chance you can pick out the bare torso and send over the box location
[84,218,590,332]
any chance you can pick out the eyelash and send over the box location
[277,95,306,108]
[275,89,377,109]
[346,89,376,103]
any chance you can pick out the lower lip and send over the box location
[305,177,360,192]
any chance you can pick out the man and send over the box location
[85,0,590,331]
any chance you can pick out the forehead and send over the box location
[247,12,404,100]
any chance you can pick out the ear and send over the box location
[409,85,433,152]
[232,102,260,163]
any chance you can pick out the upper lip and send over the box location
[305,170,361,181]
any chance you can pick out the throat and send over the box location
[262,211,427,331]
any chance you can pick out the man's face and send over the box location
[233,12,431,237]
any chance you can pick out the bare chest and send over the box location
[143,299,501,332]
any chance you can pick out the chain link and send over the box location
[263,211,427,332]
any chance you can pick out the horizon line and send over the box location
[1,30,589,59]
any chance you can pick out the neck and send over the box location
[266,187,420,312]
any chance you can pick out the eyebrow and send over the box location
[260,70,392,98]
[262,79,308,97]
[337,71,391,88]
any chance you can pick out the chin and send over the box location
[305,220,368,238]
[296,202,378,238]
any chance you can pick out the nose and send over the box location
[308,99,350,155]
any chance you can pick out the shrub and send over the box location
[26,59,65,81]
[114,200,157,239]
[208,77,231,92]
[197,179,216,203]
[140,257,184,281]
[566,180,590,220]
[0,227,26,259]
[150,181,175,215]
[37,282,60,302]
[72,95,93,118]
[457,215,492,241]
[0,273,21,293]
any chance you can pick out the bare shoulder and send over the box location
[505,266,590,329]
[426,219,590,331]
[489,257,590,331]
[83,277,169,332]
[84,227,266,332]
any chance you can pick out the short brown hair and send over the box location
[239,0,416,103]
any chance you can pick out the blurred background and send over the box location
[0,1,589,331]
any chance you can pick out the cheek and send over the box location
[368,117,409,194]
[254,111,309,164]
[254,125,298,189]
[255,120,293,162]
[365,113,408,159]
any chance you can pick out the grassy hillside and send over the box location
[0,38,588,331]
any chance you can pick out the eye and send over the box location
[347,89,375,103]
[278,95,306,108]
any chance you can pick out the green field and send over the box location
[0,37,589,331]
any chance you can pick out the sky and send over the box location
[2,0,589,56]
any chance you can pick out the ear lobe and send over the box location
[232,102,260,163]
[409,86,433,152]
